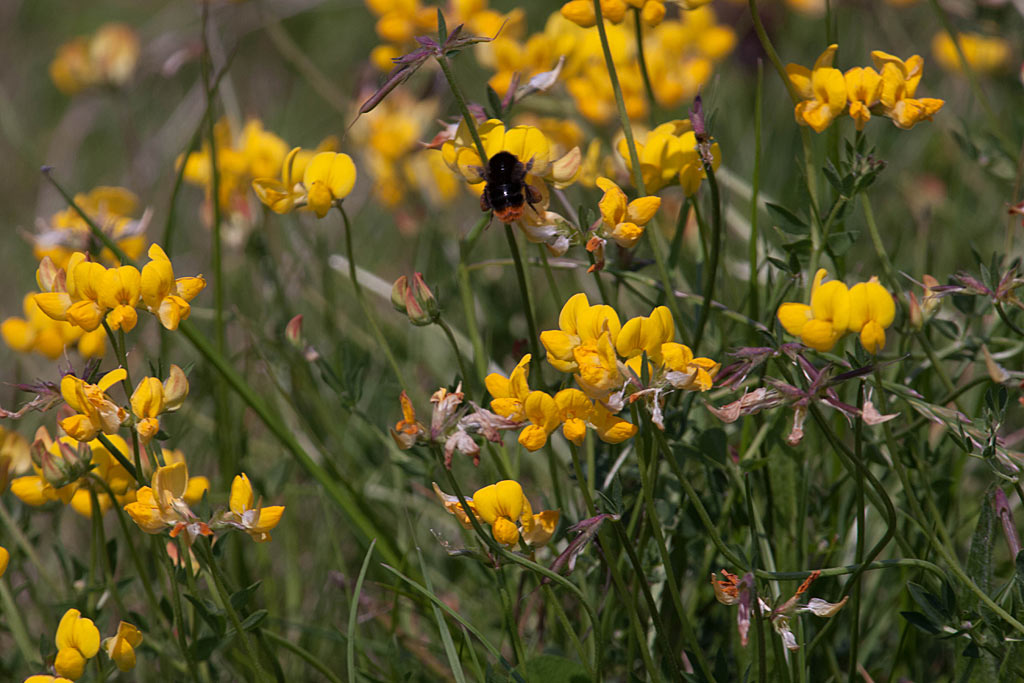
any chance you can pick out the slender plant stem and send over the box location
[749,60,763,323]
[504,225,543,366]
[631,7,657,122]
[591,0,687,341]
[41,169,130,263]
[692,150,723,355]
[338,206,406,391]
[437,317,475,393]
[158,539,202,683]
[435,55,487,161]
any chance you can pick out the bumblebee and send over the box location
[479,151,542,224]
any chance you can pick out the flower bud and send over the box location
[391,276,409,314]
[410,273,439,320]
[908,292,923,330]
[162,365,189,412]
[285,315,304,348]
[40,449,66,487]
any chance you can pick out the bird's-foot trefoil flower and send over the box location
[54,608,101,680]
[436,479,559,548]
[213,473,286,543]
[102,622,143,672]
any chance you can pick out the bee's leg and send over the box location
[480,192,492,212]
[525,183,543,214]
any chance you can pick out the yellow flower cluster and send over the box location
[482,9,734,124]
[23,609,142,681]
[486,354,637,451]
[543,293,719,398]
[434,479,558,547]
[126,462,285,545]
[33,244,205,334]
[32,186,149,271]
[364,0,520,72]
[617,118,721,195]
[2,295,106,360]
[252,148,357,219]
[349,91,459,209]
[561,0,711,28]
[587,177,661,271]
[49,23,140,95]
[788,45,944,132]
[932,32,1011,75]
[777,269,896,354]
[182,118,338,223]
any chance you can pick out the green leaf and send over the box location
[486,85,503,120]
[766,203,809,235]
[191,635,220,662]
[348,539,377,683]
[230,581,262,612]
[908,581,951,625]
[901,610,942,635]
[239,609,268,631]
[437,8,448,44]
[966,487,996,614]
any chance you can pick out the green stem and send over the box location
[860,194,900,293]
[692,150,723,355]
[435,54,487,160]
[591,0,687,341]
[158,540,202,683]
[41,169,129,263]
[872,370,1024,636]
[201,2,225,358]
[749,58,763,323]
[0,578,37,667]
[631,7,657,122]
[196,539,274,682]
[339,206,407,392]
[459,214,492,385]
[504,225,543,367]
[437,317,476,393]
[178,319,402,567]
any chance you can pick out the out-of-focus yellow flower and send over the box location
[102,622,142,672]
[33,186,148,269]
[0,427,31,492]
[2,294,104,360]
[124,462,212,544]
[438,479,558,547]
[0,545,8,579]
[54,608,100,681]
[60,369,128,442]
[140,244,206,330]
[643,7,735,110]
[778,269,850,353]
[560,0,628,27]
[788,44,848,133]
[932,32,1010,75]
[872,50,944,129]
[50,23,139,95]
[24,676,74,683]
[617,119,720,195]
[130,365,188,445]
[844,67,882,130]
[486,354,533,422]
[847,279,896,354]
[218,473,285,542]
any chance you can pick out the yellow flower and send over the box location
[97,265,141,332]
[25,676,74,683]
[33,186,147,269]
[475,480,558,547]
[124,462,212,544]
[554,388,594,446]
[0,545,8,578]
[2,294,104,360]
[540,292,622,374]
[777,269,850,352]
[847,278,896,354]
[49,23,139,95]
[596,177,661,248]
[872,50,944,129]
[519,390,561,451]
[221,473,286,542]
[616,305,674,364]
[616,119,721,194]
[130,365,188,445]
[844,67,882,130]
[591,403,638,443]
[788,44,848,133]
[140,244,206,330]
[252,147,305,214]
[485,354,533,422]
[932,32,1010,75]
[60,369,128,442]
[34,253,108,332]
[302,151,358,218]
[661,342,719,391]
[54,608,100,681]
[102,621,142,672]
